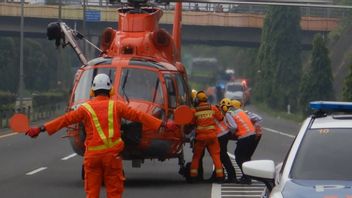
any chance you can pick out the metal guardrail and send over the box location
[0,103,66,129]
[0,0,349,18]
[0,2,341,31]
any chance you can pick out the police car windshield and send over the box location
[290,128,352,180]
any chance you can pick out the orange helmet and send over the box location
[196,91,208,102]
[219,98,231,112]
[231,99,242,109]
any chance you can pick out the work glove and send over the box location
[25,126,45,138]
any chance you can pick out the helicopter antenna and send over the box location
[75,32,103,53]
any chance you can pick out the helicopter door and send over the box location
[164,73,191,108]
[164,74,177,109]
[174,74,191,106]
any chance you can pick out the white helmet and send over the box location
[92,74,112,91]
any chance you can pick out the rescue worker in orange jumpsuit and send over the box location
[189,91,224,183]
[25,74,173,198]
[220,98,256,185]
[187,88,204,182]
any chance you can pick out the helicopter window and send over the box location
[118,68,163,104]
[164,74,177,108]
[73,68,116,105]
[87,57,112,66]
[129,59,165,69]
[175,74,189,105]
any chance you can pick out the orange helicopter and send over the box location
[45,0,194,178]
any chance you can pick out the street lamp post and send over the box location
[57,0,63,90]
[59,0,62,19]
[18,0,25,110]
[83,0,87,56]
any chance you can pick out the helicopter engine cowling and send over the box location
[151,29,171,47]
[101,27,116,53]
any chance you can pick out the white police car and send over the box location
[243,101,352,198]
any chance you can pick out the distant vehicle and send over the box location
[188,57,219,90]
[243,101,352,198]
[224,80,250,105]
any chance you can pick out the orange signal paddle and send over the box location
[174,105,194,125]
[9,113,30,133]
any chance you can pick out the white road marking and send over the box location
[0,133,18,139]
[26,167,47,175]
[263,127,295,138]
[227,152,236,160]
[61,153,77,160]
[212,126,293,198]
[222,195,261,197]
[223,190,264,193]
[222,187,265,189]
[211,183,221,198]
[211,152,266,198]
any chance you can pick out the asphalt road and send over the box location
[0,105,301,198]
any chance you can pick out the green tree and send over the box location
[0,37,19,93]
[254,6,302,111]
[23,39,52,91]
[342,63,352,101]
[299,34,334,110]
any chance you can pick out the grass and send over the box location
[253,102,306,123]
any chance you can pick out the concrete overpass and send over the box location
[0,3,340,48]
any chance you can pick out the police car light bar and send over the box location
[310,101,352,112]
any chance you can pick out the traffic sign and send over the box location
[86,10,101,22]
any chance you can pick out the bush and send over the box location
[0,91,16,111]
[32,91,68,109]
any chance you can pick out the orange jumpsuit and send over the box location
[190,102,224,179]
[44,96,162,198]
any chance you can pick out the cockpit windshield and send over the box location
[119,68,163,105]
[73,67,116,105]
